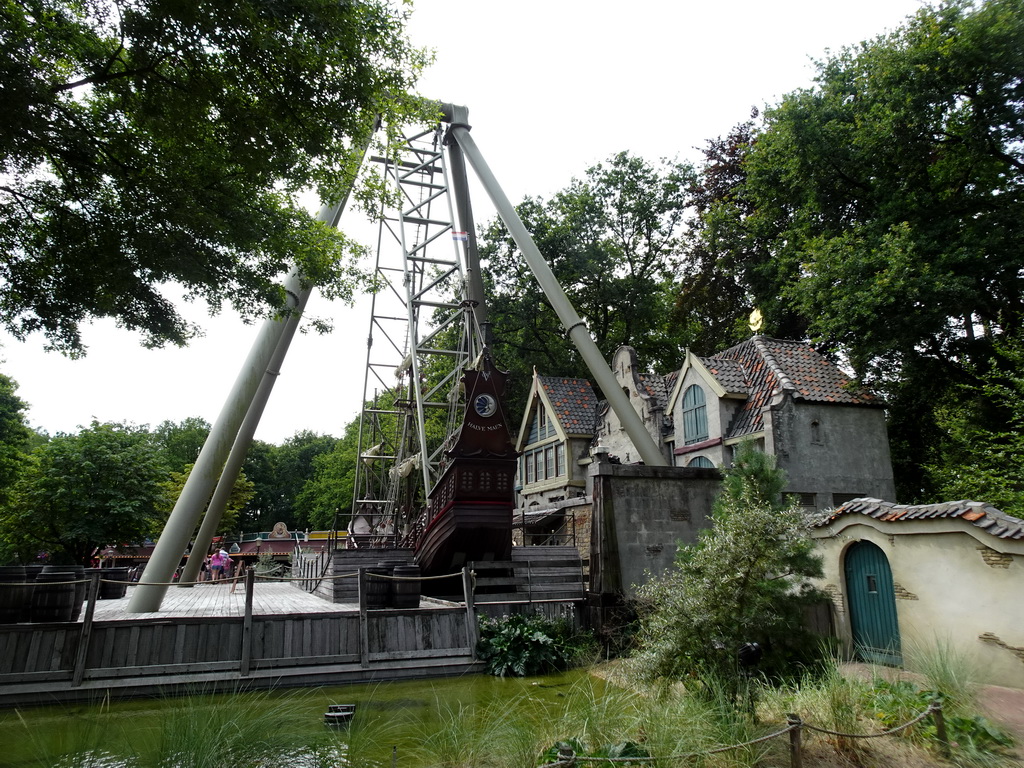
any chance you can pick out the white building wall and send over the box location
[813,520,1024,689]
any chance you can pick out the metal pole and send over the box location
[444,124,490,347]
[129,194,352,612]
[442,104,666,467]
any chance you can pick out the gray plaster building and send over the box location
[666,336,896,510]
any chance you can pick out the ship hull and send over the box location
[415,500,513,577]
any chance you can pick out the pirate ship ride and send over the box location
[414,352,518,575]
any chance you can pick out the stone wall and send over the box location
[589,458,720,599]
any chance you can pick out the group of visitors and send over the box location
[200,548,234,582]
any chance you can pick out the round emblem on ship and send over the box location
[474,393,497,418]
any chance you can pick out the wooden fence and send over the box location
[0,569,480,707]
[0,548,589,707]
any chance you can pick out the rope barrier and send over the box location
[536,702,941,767]
[802,702,938,739]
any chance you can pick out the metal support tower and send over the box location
[350,123,483,546]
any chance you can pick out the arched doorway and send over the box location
[844,540,902,665]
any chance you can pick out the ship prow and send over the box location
[415,352,518,577]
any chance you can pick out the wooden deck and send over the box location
[92,580,361,620]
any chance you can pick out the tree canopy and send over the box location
[1,0,432,354]
[743,0,1024,375]
[480,151,693,412]
[1,420,167,564]
[675,0,1024,501]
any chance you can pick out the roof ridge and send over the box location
[816,497,1024,541]
[751,335,795,394]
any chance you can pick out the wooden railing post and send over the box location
[240,567,255,676]
[932,701,950,759]
[787,713,803,768]
[358,567,369,666]
[462,567,478,659]
[72,571,101,687]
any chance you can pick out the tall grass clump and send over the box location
[13,697,125,768]
[906,635,979,715]
[131,687,319,767]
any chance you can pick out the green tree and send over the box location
[0,373,32,506]
[0,421,167,564]
[690,0,1024,500]
[157,463,255,537]
[924,338,1024,516]
[295,419,360,530]
[240,439,282,532]
[632,442,824,689]
[480,151,693,413]
[743,0,1024,367]
[241,430,337,532]
[1,0,433,354]
[151,417,211,474]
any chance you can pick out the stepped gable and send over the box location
[815,498,1024,540]
[702,336,881,439]
[538,376,598,435]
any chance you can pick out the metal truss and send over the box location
[350,123,483,547]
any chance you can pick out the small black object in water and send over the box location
[324,704,356,726]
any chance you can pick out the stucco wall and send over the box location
[589,459,719,598]
[774,401,896,506]
[669,367,731,468]
[812,520,1024,688]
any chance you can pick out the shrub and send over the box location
[477,613,596,677]
[630,441,826,693]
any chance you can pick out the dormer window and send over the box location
[682,385,709,445]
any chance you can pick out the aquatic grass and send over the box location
[11,694,135,768]
[130,687,319,768]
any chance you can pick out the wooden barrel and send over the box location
[31,571,75,622]
[391,564,421,609]
[44,564,87,620]
[68,566,86,620]
[377,560,405,607]
[99,567,129,599]
[364,567,389,609]
[0,566,27,623]
[23,565,44,620]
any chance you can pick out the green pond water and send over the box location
[0,670,606,767]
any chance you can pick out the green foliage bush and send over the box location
[631,442,826,691]
[477,613,597,677]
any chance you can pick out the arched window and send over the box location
[682,385,708,445]
[687,455,714,468]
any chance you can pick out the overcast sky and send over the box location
[2,0,926,444]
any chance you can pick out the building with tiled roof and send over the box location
[665,336,895,510]
[514,372,599,508]
[593,346,676,465]
[810,497,1024,687]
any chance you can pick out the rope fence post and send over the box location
[462,567,478,659]
[72,572,101,687]
[932,701,950,759]
[787,713,803,768]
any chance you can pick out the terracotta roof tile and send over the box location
[814,498,1024,540]
[699,336,881,439]
[538,376,598,435]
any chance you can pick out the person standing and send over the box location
[209,549,225,582]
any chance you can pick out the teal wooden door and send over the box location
[844,541,902,665]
